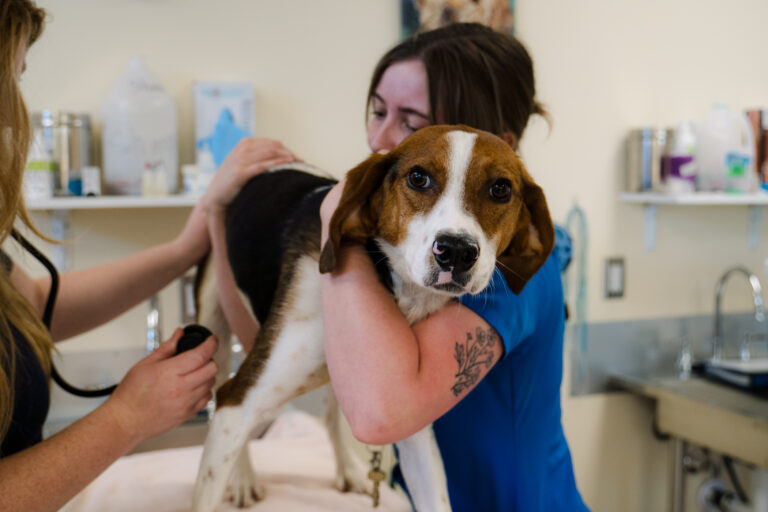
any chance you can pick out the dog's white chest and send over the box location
[392,277,453,324]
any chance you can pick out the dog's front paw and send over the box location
[335,472,370,495]
[225,457,265,508]
[334,457,372,495]
[226,476,265,507]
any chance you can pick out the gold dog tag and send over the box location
[368,468,385,507]
[368,450,385,507]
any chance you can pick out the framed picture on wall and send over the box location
[401,0,515,38]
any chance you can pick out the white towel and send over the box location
[60,410,411,512]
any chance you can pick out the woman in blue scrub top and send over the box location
[318,23,590,511]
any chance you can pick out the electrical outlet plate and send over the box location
[604,257,625,299]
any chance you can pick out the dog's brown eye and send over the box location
[489,179,512,202]
[407,167,431,190]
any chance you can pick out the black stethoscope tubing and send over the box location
[11,229,116,397]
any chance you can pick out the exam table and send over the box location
[59,410,411,512]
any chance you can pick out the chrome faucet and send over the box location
[713,266,765,361]
[147,293,162,353]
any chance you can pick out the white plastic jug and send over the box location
[102,56,178,195]
[696,104,755,193]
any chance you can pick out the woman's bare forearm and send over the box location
[322,245,502,444]
[45,238,198,341]
[0,402,138,512]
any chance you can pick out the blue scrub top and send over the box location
[394,252,588,511]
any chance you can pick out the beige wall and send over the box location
[516,0,768,322]
[515,3,768,510]
[16,1,768,511]
[19,0,400,354]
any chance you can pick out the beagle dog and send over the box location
[192,125,554,512]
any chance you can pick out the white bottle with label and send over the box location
[664,121,698,194]
[24,127,56,200]
[696,104,755,193]
[102,56,178,195]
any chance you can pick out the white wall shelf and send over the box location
[620,192,768,206]
[26,195,201,270]
[619,192,768,251]
[27,195,201,211]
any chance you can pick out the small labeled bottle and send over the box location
[24,122,56,200]
[664,121,698,194]
[195,141,217,192]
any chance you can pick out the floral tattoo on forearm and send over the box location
[451,327,496,396]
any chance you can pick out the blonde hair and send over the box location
[0,0,53,447]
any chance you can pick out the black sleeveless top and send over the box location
[0,250,51,457]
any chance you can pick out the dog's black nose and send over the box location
[433,235,479,274]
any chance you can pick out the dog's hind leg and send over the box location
[394,426,452,512]
[324,386,372,495]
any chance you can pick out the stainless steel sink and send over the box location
[693,357,768,398]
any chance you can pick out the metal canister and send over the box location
[54,112,71,194]
[30,110,56,154]
[625,128,671,192]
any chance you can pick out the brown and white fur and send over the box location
[192,125,554,512]
[414,0,515,33]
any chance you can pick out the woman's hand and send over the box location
[203,137,298,217]
[102,328,218,446]
[172,137,298,264]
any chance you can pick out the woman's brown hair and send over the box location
[367,22,548,145]
[0,0,53,448]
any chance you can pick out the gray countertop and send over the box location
[609,372,768,468]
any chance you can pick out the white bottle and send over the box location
[696,104,755,193]
[665,121,698,194]
[102,56,178,195]
[24,128,55,200]
[195,142,217,193]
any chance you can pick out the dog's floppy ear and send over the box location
[319,152,391,273]
[497,178,555,294]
